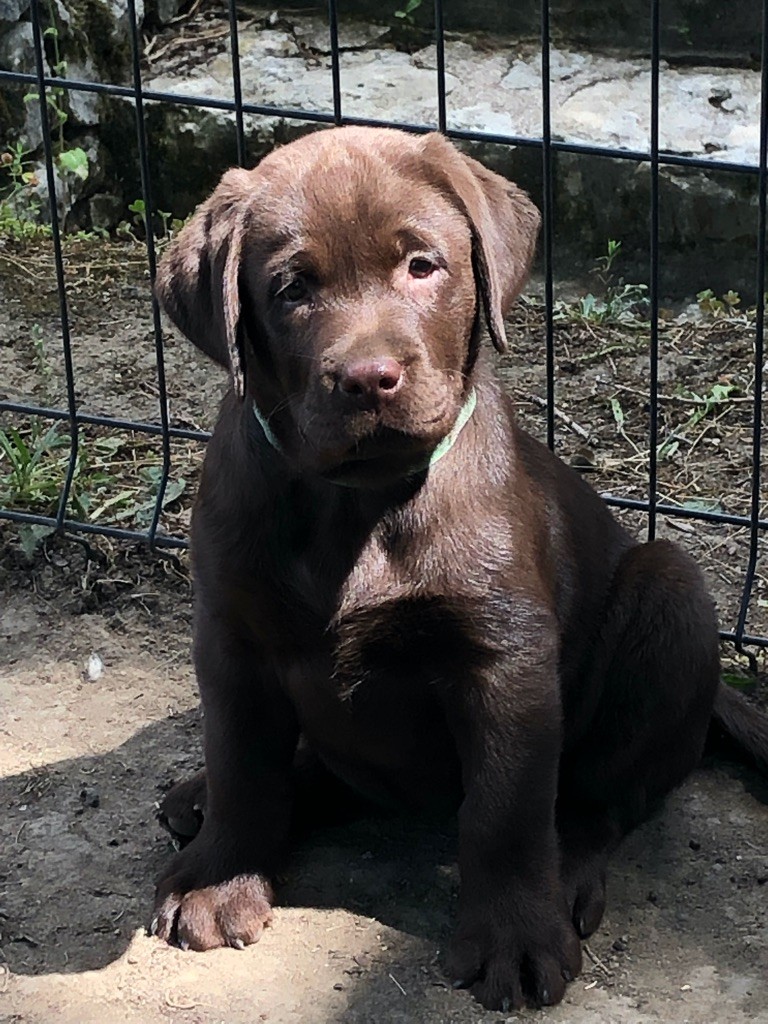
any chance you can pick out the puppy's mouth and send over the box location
[317,428,438,488]
[303,393,476,488]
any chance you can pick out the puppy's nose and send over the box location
[338,357,404,404]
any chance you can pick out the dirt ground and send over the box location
[0,537,766,1024]
[1,235,768,1023]
[0,537,767,1024]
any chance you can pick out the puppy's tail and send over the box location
[709,682,768,775]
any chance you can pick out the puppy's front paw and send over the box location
[151,834,274,951]
[447,900,582,1010]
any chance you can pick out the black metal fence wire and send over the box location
[0,0,766,654]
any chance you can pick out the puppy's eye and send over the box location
[278,275,311,304]
[408,257,439,279]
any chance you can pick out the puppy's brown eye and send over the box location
[279,276,310,304]
[408,257,438,279]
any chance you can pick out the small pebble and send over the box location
[86,653,104,681]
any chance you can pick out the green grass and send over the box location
[0,422,194,554]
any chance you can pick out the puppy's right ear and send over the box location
[155,168,255,399]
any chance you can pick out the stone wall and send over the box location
[325,0,761,62]
[0,1,763,299]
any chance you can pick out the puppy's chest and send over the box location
[282,548,474,804]
[276,517,471,662]
[266,496,505,676]
[331,546,485,687]
[270,505,413,622]
[277,522,496,801]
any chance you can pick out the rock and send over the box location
[0,0,29,20]
[292,15,388,53]
[0,19,32,71]
[558,64,760,157]
[79,787,100,808]
[91,0,145,44]
[276,0,760,60]
[200,41,459,123]
[143,36,759,169]
[500,61,542,92]
[65,59,101,127]
[88,190,125,230]
[85,652,104,681]
[145,0,182,26]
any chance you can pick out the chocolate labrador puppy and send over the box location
[151,126,768,1011]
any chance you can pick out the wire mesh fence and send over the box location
[0,0,766,654]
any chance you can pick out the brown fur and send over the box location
[150,127,767,1011]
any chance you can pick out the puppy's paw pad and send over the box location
[153,873,274,951]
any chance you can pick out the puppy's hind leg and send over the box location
[158,770,207,845]
[558,539,720,938]
[157,744,372,847]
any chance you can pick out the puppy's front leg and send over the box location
[442,626,582,1011]
[152,608,299,950]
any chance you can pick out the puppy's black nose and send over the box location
[339,357,404,405]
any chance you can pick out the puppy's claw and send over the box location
[501,997,511,1012]
[540,987,551,1005]
[562,968,573,982]
[451,979,467,990]
[149,916,159,937]
[178,938,189,952]
[232,938,246,950]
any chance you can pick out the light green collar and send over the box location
[252,387,477,485]
[252,399,282,451]
[419,386,477,470]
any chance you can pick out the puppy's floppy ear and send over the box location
[420,134,541,353]
[155,168,255,399]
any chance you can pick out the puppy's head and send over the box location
[156,127,539,485]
